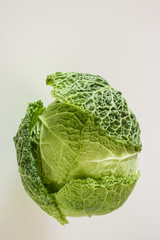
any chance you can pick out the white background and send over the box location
[0,0,160,239]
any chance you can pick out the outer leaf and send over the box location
[55,173,140,217]
[46,72,142,152]
[13,101,68,225]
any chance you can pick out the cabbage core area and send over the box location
[39,101,138,192]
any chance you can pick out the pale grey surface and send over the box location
[0,0,160,239]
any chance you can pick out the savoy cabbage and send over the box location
[14,72,141,224]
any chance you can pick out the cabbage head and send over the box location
[14,72,141,225]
